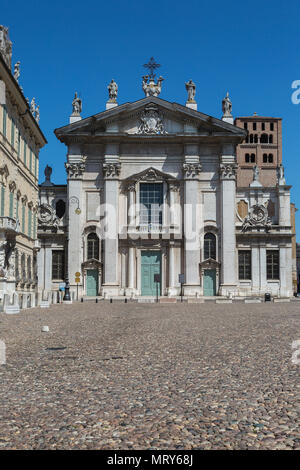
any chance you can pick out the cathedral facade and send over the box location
[37,73,294,299]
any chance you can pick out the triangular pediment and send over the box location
[55,96,246,142]
[122,167,179,189]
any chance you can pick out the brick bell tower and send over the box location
[235,114,282,187]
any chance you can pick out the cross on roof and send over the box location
[143,57,161,79]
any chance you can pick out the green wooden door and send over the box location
[203,269,216,296]
[141,251,161,296]
[86,269,98,296]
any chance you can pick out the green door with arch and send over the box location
[86,269,98,296]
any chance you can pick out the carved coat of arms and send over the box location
[137,104,167,135]
[38,204,60,227]
[242,204,272,232]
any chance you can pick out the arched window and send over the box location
[204,233,216,260]
[250,153,255,163]
[249,134,254,143]
[260,133,268,143]
[268,153,273,163]
[28,255,32,281]
[263,153,268,163]
[87,233,99,260]
[269,134,273,144]
[254,134,258,143]
[21,253,26,279]
[56,199,66,218]
[245,153,250,163]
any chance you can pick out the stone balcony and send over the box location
[119,224,182,239]
[0,217,20,235]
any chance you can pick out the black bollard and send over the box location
[95,298,98,303]
[264,292,271,302]
[81,298,83,303]
[110,298,112,304]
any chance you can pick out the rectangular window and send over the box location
[22,205,25,233]
[24,141,27,165]
[52,251,65,280]
[18,132,21,157]
[270,122,274,131]
[33,213,36,239]
[139,183,163,226]
[16,198,19,221]
[11,119,15,147]
[239,250,251,280]
[2,105,7,137]
[28,208,32,237]
[9,192,14,218]
[0,186,5,216]
[267,250,279,280]
[34,154,37,177]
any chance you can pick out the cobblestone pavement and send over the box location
[0,301,299,450]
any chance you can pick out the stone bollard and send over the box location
[0,340,6,365]
[31,292,36,308]
[52,291,57,304]
[3,294,10,309]
[4,293,20,314]
[22,293,27,309]
[37,292,42,307]
[41,326,49,332]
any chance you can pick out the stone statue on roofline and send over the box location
[35,105,40,123]
[277,164,286,185]
[14,61,20,82]
[30,97,36,115]
[185,79,196,103]
[222,91,232,117]
[72,92,82,115]
[108,79,118,102]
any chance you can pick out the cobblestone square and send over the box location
[0,302,299,450]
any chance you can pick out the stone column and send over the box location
[259,245,267,294]
[182,155,202,297]
[167,242,176,296]
[44,245,52,292]
[128,184,136,230]
[278,186,291,226]
[65,151,86,298]
[169,183,179,228]
[251,245,260,295]
[101,158,121,297]
[127,246,135,291]
[219,147,238,296]
[279,245,292,297]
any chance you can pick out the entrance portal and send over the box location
[141,251,161,296]
[203,269,216,296]
[86,269,98,296]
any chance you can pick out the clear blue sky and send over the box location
[3,0,300,232]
